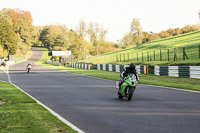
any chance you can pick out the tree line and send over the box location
[120,18,200,48]
[37,20,119,59]
[0,8,199,60]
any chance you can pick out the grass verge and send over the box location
[0,81,77,133]
[35,50,200,92]
[15,51,33,64]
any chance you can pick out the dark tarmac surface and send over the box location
[4,49,200,133]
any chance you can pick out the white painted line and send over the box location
[7,66,11,83]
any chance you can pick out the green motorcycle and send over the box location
[117,74,138,101]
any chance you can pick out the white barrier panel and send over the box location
[136,65,141,74]
[154,65,160,76]
[88,64,91,70]
[109,64,112,71]
[116,65,120,72]
[190,66,200,79]
[97,64,100,70]
[103,64,106,70]
[168,66,178,77]
[85,64,88,69]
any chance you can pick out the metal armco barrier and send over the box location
[154,66,200,79]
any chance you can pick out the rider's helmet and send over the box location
[28,62,32,65]
[129,63,135,70]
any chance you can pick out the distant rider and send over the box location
[27,62,33,69]
[118,63,139,89]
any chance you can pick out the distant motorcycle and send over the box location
[26,64,32,73]
[116,74,138,101]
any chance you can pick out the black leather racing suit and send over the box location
[119,67,139,89]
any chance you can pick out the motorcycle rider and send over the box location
[118,63,139,89]
[27,62,33,70]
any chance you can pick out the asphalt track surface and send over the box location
[2,49,200,133]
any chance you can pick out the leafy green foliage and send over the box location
[2,8,34,46]
[0,8,39,58]
[39,25,69,48]
[0,11,18,57]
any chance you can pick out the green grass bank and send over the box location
[0,81,77,133]
[77,30,200,66]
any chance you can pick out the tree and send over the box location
[39,25,69,48]
[191,25,199,31]
[148,33,160,41]
[0,45,8,58]
[120,33,134,48]
[32,26,42,46]
[0,11,18,57]
[174,28,181,35]
[98,41,116,54]
[159,31,170,38]
[75,20,89,58]
[181,27,188,34]
[76,20,87,37]
[167,28,175,36]
[68,30,84,58]
[142,32,149,43]
[2,8,34,46]
[87,23,108,55]
[130,18,143,45]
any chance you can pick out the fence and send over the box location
[154,66,200,79]
[79,45,200,64]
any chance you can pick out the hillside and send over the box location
[78,30,200,65]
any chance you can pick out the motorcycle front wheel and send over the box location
[118,91,123,99]
[127,86,134,101]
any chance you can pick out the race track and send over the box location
[6,49,200,133]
